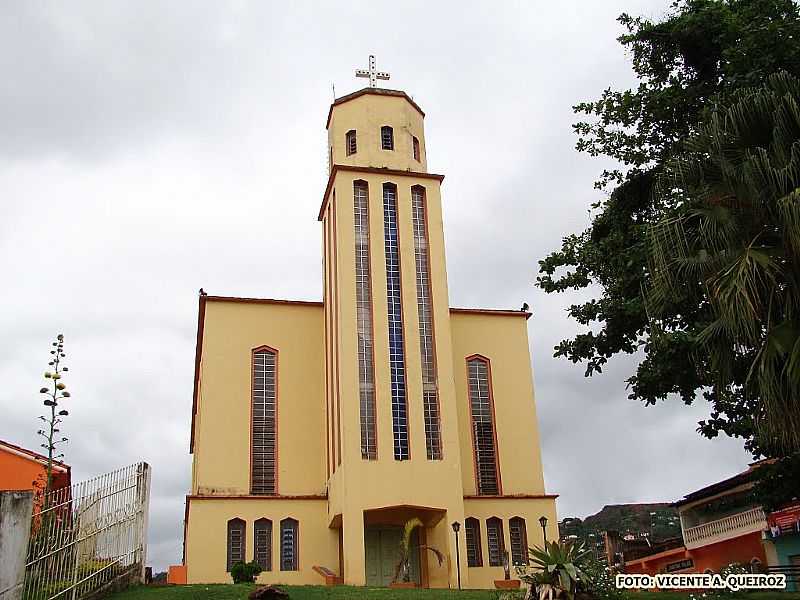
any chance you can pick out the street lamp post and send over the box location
[452,521,462,590]
[539,515,549,546]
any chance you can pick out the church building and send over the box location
[182,59,558,589]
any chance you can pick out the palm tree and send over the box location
[646,71,800,454]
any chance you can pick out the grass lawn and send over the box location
[111,585,800,600]
[112,584,502,599]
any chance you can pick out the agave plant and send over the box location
[519,540,590,600]
[392,517,445,584]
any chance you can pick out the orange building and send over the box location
[625,464,768,575]
[0,438,71,503]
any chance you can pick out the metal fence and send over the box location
[18,462,151,600]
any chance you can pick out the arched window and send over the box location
[227,518,246,572]
[381,126,394,150]
[486,517,505,567]
[465,517,483,567]
[280,518,299,571]
[254,518,272,571]
[383,182,409,460]
[346,130,357,156]
[252,346,278,494]
[467,356,500,495]
[412,186,441,460]
[509,517,528,565]
[354,181,376,460]
[412,136,420,161]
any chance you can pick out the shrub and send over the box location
[230,561,262,584]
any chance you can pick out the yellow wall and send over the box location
[462,499,559,589]
[327,91,427,173]
[192,300,326,496]
[186,498,334,584]
[449,312,547,496]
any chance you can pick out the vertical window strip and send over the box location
[381,126,394,150]
[412,188,442,460]
[383,183,409,460]
[227,519,245,572]
[254,519,272,571]
[486,518,505,567]
[324,211,332,478]
[509,517,528,566]
[346,130,357,155]
[280,518,299,571]
[354,182,377,460]
[413,136,420,161]
[465,518,483,567]
[252,349,277,495]
[468,357,499,495]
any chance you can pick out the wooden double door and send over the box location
[364,526,421,587]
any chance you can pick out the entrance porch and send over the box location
[363,505,448,588]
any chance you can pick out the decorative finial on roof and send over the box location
[355,54,390,88]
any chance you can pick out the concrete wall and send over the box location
[0,491,34,600]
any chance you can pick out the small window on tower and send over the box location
[346,130,357,156]
[412,136,420,161]
[381,126,394,150]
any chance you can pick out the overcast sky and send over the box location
[1,1,751,572]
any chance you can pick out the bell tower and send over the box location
[319,59,467,587]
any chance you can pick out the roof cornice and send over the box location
[318,165,445,221]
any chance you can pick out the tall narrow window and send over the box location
[381,126,394,150]
[465,517,483,567]
[468,356,500,495]
[509,517,528,566]
[412,136,420,161]
[280,518,299,571]
[383,183,409,460]
[346,130,357,156]
[412,187,442,460]
[354,181,377,460]
[252,347,277,494]
[254,518,273,571]
[486,517,505,567]
[227,518,246,572]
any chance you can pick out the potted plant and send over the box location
[390,518,445,588]
[495,551,521,589]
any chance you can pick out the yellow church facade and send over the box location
[183,84,558,589]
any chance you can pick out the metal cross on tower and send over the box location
[355,55,390,88]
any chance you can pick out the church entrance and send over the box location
[364,526,421,587]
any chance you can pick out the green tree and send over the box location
[537,0,800,456]
[646,72,800,453]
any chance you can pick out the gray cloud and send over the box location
[1,0,750,571]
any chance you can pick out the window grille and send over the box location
[413,136,420,161]
[280,518,299,571]
[346,130,357,156]
[254,518,273,571]
[227,518,246,572]
[486,517,505,567]
[468,357,499,495]
[252,348,277,494]
[354,181,377,460]
[509,517,528,566]
[383,183,409,460]
[412,187,441,460]
[381,126,394,150]
[465,517,483,567]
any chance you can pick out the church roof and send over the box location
[326,87,425,129]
